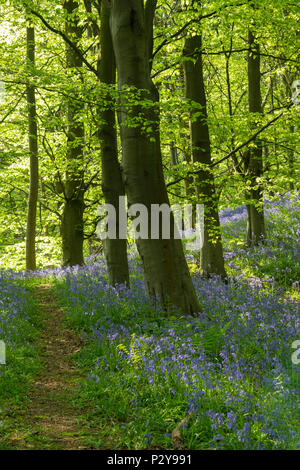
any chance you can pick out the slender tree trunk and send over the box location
[40,179,49,236]
[26,26,39,271]
[61,0,85,266]
[183,34,226,277]
[110,0,200,314]
[284,74,295,190]
[178,66,194,212]
[288,124,295,191]
[98,3,129,286]
[246,202,252,246]
[246,29,265,245]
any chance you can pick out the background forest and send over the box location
[0,0,299,451]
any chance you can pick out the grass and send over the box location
[0,277,42,449]
[0,194,299,450]
[52,272,298,449]
[50,196,299,450]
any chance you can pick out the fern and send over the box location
[202,320,233,357]
[117,333,143,367]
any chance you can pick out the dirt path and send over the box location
[7,284,91,449]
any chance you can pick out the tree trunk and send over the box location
[110,0,200,314]
[26,26,39,271]
[288,124,295,191]
[246,29,265,245]
[284,74,295,190]
[61,0,85,266]
[177,66,194,219]
[98,3,129,286]
[246,202,252,246]
[183,34,226,277]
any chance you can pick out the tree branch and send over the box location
[29,8,99,77]
[152,3,247,58]
[166,103,293,188]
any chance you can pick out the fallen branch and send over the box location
[171,411,194,450]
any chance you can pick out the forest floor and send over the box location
[0,196,299,450]
[2,284,102,450]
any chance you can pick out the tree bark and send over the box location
[284,74,295,190]
[61,0,85,266]
[98,2,129,286]
[110,0,200,314]
[26,26,39,271]
[183,34,226,277]
[246,29,265,245]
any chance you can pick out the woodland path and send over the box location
[4,284,98,450]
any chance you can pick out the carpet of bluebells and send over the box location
[0,194,299,449]
[220,194,300,286]
[49,194,299,450]
[0,273,40,432]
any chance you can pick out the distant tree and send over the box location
[26,24,39,271]
[183,32,226,277]
[245,28,265,245]
[61,0,85,266]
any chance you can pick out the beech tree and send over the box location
[183,32,226,277]
[97,2,129,285]
[245,28,265,245]
[110,0,200,314]
[25,24,39,271]
[0,0,297,298]
[61,0,85,266]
